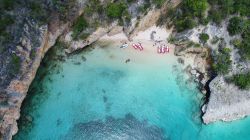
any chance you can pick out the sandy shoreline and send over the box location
[98,26,179,64]
[98,26,197,70]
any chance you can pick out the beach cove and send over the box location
[14,27,250,140]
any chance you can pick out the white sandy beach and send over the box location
[98,26,180,66]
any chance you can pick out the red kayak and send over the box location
[137,43,143,51]
[132,43,138,49]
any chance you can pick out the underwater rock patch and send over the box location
[62,114,168,140]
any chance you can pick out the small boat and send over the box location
[120,43,128,48]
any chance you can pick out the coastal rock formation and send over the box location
[203,76,250,124]
[175,25,250,123]
[0,21,70,140]
[174,45,211,93]
[64,23,118,53]
[0,2,86,139]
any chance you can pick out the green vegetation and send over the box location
[29,2,49,25]
[84,0,104,16]
[212,48,232,75]
[127,0,134,4]
[175,17,197,32]
[0,0,15,44]
[152,0,165,8]
[227,17,244,36]
[158,0,249,32]
[0,16,14,33]
[182,0,208,17]
[0,0,15,10]
[173,0,208,32]
[52,0,76,21]
[210,36,220,44]
[199,33,209,43]
[71,16,89,40]
[138,3,151,14]
[0,15,14,45]
[30,49,36,59]
[10,53,21,75]
[230,19,250,60]
[106,2,127,19]
[230,72,250,89]
[187,41,201,48]
[27,0,77,24]
[206,0,250,61]
[208,0,250,24]
[159,0,208,32]
[208,0,233,24]
[167,35,177,44]
[231,39,241,48]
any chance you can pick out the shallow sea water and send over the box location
[15,43,250,140]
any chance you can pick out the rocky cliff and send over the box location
[173,22,250,124]
[0,0,87,139]
[203,76,250,124]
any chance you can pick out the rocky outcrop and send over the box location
[0,2,87,138]
[174,45,211,94]
[174,24,250,124]
[202,76,250,124]
[64,22,118,53]
[0,21,71,140]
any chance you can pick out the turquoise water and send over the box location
[15,43,250,140]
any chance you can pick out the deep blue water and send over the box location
[15,43,250,140]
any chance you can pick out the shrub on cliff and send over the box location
[152,0,165,8]
[71,16,89,40]
[175,17,197,32]
[230,72,250,89]
[106,2,127,19]
[212,48,232,75]
[0,0,15,10]
[138,3,151,14]
[52,0,77,21]
[199,33,209,44]
[10,53,21,76]
[0,15,14,45]
[208,10,223,24]
[29,1,49,25]
[207,0,233,24]
[227,17,244,36]
[83,0,103,16]
[182,0,208,18]
[208,0,250,24]
[231,19,250,60]
[160,0,208,32]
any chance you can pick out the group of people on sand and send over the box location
[157,44,169,54]
[153,41,169,54]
